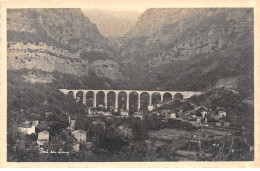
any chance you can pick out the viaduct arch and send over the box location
[59,89,202,111]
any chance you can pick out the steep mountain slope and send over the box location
[82,9,141,37]
[119,8,253,91]
[7,8,122,81]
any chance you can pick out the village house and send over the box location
[97,111,105,115]
[191,113,197,119]
[204,117,208,124]
[121,110,129,117]
[170,112,177,119]
[66,117,76,132]
[148,105,154,111]
[18,123,35,135]
[37,130,49,146]
[70,120,76,129]
[216,122,222,127]
[201,111,207,118]
[24,120,31,125]
[73,142,80,152]
[72,129,87,143]
[218,111,227,118]
[156,101,163,108]
[98,104,104,108]
[196,106,207,117]
[88,108,96,115]
[103,111,112,116]
[196,117,202,124]
[223,122,230,127]
[31,120,39,127]
[196,117,207,124]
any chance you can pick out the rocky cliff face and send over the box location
[7,9,122,82]
[8,42,89,76]
[118,8,254,91]
[7,8,254,92]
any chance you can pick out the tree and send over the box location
[46,130,76,153]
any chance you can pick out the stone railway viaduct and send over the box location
[59,89,202,111]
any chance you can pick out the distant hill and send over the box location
[117,8,253,92]
[82,9,141,38]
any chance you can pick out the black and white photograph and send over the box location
[1,0,258,165]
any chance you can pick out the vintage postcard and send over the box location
[0,0,259,168]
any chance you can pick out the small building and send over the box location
[73,142,80,152]
[196,117,202,124]
[37,130,49,146]
[121,110,129,117]
[72,129,87,143]
[103,112,112,116]
[196,107,207,117]
[216,122,222,127]
[196,117,207,124]
[88,108,96,115]
[250,146,254,152]
[70,120,76,129]
[218,111,227,117]
[156,101,163,108]
[148,105,154,111]
[31,120,39,127]
[204,117,207,124]
[223,122,230,127]
[191,114,197,119]
[201,111,207,118]
[98,104,104,108]
[170,113,177,119]
[18,124,35,135]
[24,121,31,125]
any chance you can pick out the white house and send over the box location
[148,105,154,111]
[37,130,49,146]
[196,117,203,124]
[73,142,80,152]
[201,111,207,118]
[103,112,112,116]
[157,102,163,108]
[121,110,129,117]
[218,111,227,117]
[18,124,35,135]
[223,122,230,127]
[170,113,177,119]
[70,120,76,129]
